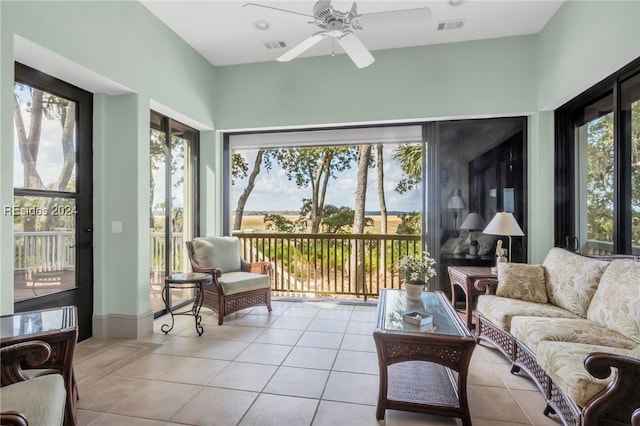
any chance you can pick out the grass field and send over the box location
[237,214,406,234]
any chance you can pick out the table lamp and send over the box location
[460,213,485,256]
[483,212,524,263]
[447,190,466,229]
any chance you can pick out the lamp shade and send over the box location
[447,192,465,210]
[483,212,524,236]
[460,213,485,230]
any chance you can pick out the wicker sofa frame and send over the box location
[475,257,640,426]
[185,240,272,325]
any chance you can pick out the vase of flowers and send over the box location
[398,253,437,300]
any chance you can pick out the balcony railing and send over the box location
[233,231,422,300]
[14,231,75,276]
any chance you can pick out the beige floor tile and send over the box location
[467,384,531,424]
[113,353,184,380]
[279,306,320,318]
[283,346,338,370]
[247,305,289,316]
[297,330,344,349]
[196,325,264,342]
[467,361,506,387]
[322,371,379,405]
[340,333,377,352]
[85,413,166,425]
[171,387,258,426]
[315,309,353,320]
[151,335,204,356]
[239,393,318,426]
[76,409,103,425]
[190,339,251,360]
[225,313,278,327]
[333,350,379,375]
[307,318,348,333]
[109,381,201,421]
[312,401,378,426]
[156,357,229,385]
[235,342,293,365]
[208,361,277,391]
[495,365,540,391]
[511,389,563,426]
[270,316,313,330]
[263,366,329,398]
[254,328,303,345]
[478,342,511,365]
[468,419,529,426]
[77,375,151,412]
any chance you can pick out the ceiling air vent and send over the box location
[263,40,288,50]
[437,19,465,31]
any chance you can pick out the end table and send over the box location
[162,272,212,336]
[448,266,496,331]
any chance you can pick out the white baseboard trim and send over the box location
[92,311,154,339]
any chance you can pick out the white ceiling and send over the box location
[140,0,564,67]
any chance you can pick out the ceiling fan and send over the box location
[244,1,431,69]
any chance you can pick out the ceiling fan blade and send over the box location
[243,3,313,19]
[337,32,374,68]
[277,32,327,62]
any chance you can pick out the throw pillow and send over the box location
[496,263,548,303]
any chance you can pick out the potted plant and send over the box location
[398,253,437,300]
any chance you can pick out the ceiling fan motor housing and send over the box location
[313,0,360,32]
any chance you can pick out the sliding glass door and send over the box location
[150,111,199,315]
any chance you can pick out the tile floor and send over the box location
[73,299,563,426]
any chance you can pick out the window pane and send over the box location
[624,73,640,250]
[577,94,614,253]
[13,83,77,192]
[13,195,77,301]
[150,128,167,311]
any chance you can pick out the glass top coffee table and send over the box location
[373,289,476,425]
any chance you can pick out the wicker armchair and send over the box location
[185,236,272,325]
[1,341,67,426]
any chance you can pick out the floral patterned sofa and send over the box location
[475,248,640,426]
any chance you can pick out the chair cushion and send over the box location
[543,248,610,318]
[587,259,640,344]
[496,263,548,303]
[219,271,270,296]
[511,316,637,354]
[0,374,66,426]
[477,295,580,332]
[192,237,241,273]
[536,341,635,407]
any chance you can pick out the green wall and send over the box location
[0,0,217,324]
[1,0,639,333]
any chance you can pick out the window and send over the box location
[555,58,640,254]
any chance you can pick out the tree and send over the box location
[393,143,422,194]
[376,144,388,234]
[264,213,298,233]
[396,212,421,235]
[321,205,372,233]
[267,147,357,233]
[233,150,266,230]
[14,84,76,231]
[351,144,372,294]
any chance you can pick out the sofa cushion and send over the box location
[477,295,581,332]
[219,271,270,296]
[543,248,610,318]
[496,263,548,303]
[192,237,241,273]
[587,259,640,344]
[511,316,637,354]
[536,341,636,407]
[0,374,66,426]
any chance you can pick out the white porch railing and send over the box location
[14,231,75,275]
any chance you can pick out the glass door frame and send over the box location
[555,57,640,254]
[150,111,200,318]
[13,62,94,340]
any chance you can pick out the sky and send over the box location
[230,145,422,214]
